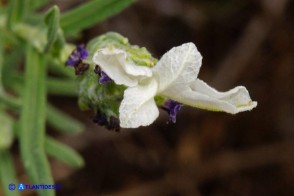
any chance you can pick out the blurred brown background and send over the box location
[47,0,294,195]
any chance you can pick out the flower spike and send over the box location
[94,65,113,84]
[75,33,257,129]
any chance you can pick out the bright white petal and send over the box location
[152,42,202,92]
[93,48,152,87]
[161,79,257,114]
[119,79,159,128]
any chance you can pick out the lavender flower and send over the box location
[77,44,88,60]
[94,65,113,84]
[66,50,80,67]
[66,44,89,75]
[163,99,183,123]
[99,71,112,84]
[66,44,88,67]
[92,110,120,131]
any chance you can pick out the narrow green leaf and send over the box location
[44,6,60,52]
[0,150,20,196]
[0,92,84,134]
[45,136,84,168]
[1,73,25,100]
[13,23,47,52]
[47,58,75,79]
[0,112,14,150]
[47,43,76,78]
[0,72,84,134]
[0,39,4,91]
[51,31,66,58]
[47,77,77,96]
[3,71,76,97]
[7,0,30,28]
[0,54,21,110]
[60,0,136,36]
[31,0,52,10]
[1,47,23,83]
[47,104,84,134]
[19,45,54,196]
[0,93,20,111]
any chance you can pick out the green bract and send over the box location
[86,32,157,67]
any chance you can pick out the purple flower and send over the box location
[162,99,183,123]
[99,71,113,84]
[66,44,88,67]
[92,111,107,126]
[93,110,120,131]
[77,45,88,60]
[94,65,113,84]
[66,50,80,67]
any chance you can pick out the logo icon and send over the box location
[18,183,25,191]
[8,184,16,191]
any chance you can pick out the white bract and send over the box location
[93,43,257,128]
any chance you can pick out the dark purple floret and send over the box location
[66,44,88,67]
[162,99,183,123]
[66,44,89,75]
[93,110,108,126]
[99,71,112,84]
[66,50,80,67]
[106,116,120,132]
[93,110,120,132]
[75,63,89,75]
[77,44,88,60]
[94,65,113,84]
